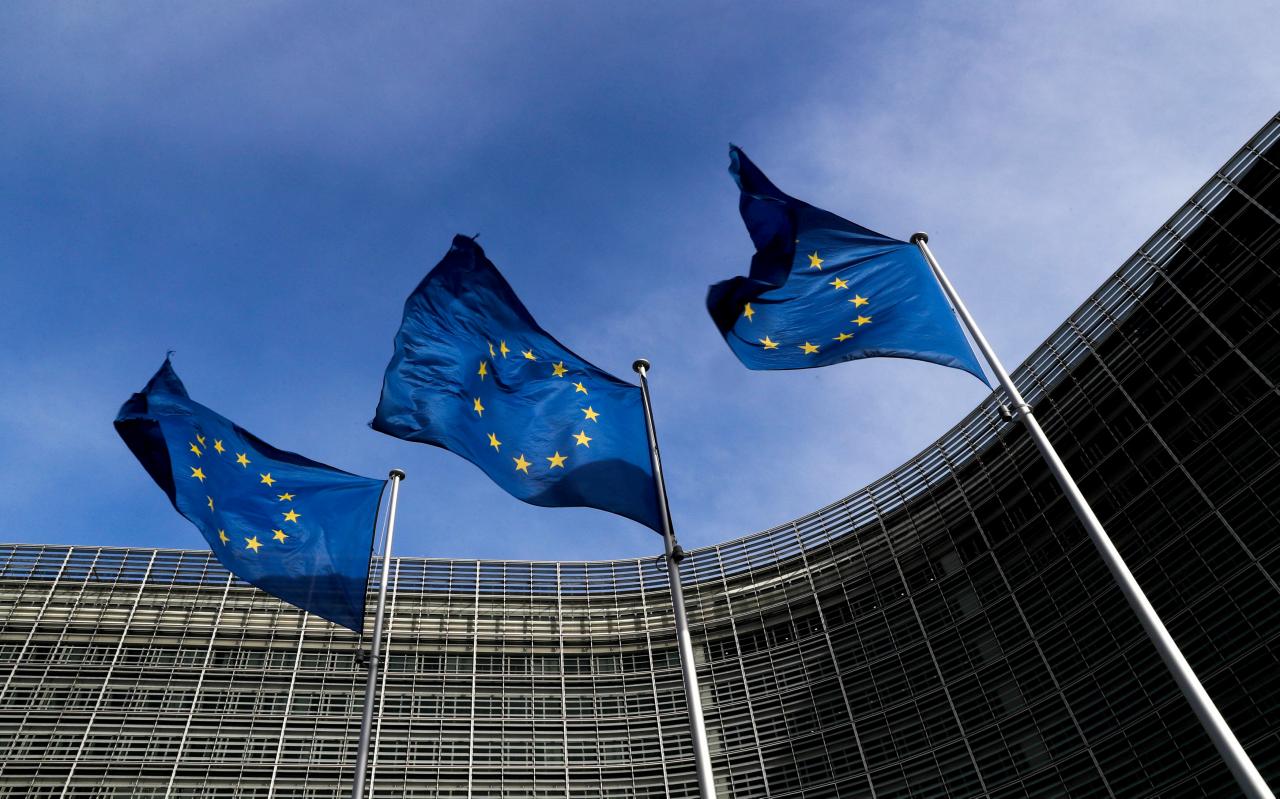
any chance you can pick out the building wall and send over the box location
[2,115,1279,797]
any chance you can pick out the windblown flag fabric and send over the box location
[707,145,988,384]
[372,235,661,532]
[115,358,386,632]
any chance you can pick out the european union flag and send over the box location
[115,358,386,632]
[372,236,661,532]
[707,145,988,383]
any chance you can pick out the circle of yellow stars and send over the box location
[742,248,871,354]
[474,341,600,477]
[187,434,300,555]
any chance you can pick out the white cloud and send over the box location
[0,0,1275,559]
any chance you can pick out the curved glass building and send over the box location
[3,115,1280,798]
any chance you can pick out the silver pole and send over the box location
[911,233,1274,799]
[633,359,719,799]
[351,468,406,799]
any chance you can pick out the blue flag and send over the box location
[115,358,386,632]
[707,145,988,383]
[372,236,661,532]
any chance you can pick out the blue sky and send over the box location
[1,2,1275,561]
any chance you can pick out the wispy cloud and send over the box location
[0,1,1275,560]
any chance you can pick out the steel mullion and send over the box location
[60,549,158,795]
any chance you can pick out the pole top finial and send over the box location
[632,358,651,374]
[388,468,407,481]
[910,232,929,244]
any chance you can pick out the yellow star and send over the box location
[272,529,288,543]
[488,341,496,357]
[488,432,501,451]
[552,361,568,378]
[760,336,779,350]
[478,361,488,380]
[582,406,600,422]
[277,492,295,501]
[189,442,202,457]
[236,453,250,467]
[808,251,823,269]
[854,315,872,326]
[213,439,225,454]
[850,295,869,307]
[196,434,206,446]
[513,454,531,474]
[830,277,848,290]
[283,509,300,523]
[260,473,276,487]
[217,529,229,545]
[522,349,537,361]
[473,397,485,416]
[800,342,819,355]
[834,332,853,342]
[743,303,755,322]
[207,496,214,511]
[245,536,262,553]
[499,341,510,358]
[573,381,588,394]
[547,451,567,469]
[190,466,206,482]
[573,430,592,447]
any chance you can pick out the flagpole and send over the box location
[911,233,1274,799]
[633,359,719,799]
[351,468,405,799]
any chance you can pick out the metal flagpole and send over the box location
[910,233,1274,799]
[633,359,719,799]
[351,468,406,799]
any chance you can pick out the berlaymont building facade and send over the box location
[3,114,1280,798]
